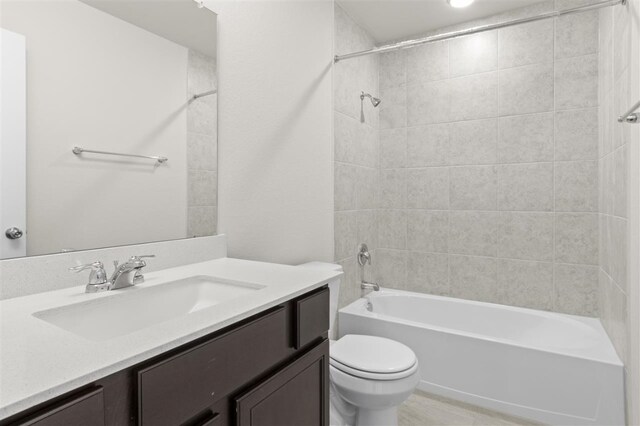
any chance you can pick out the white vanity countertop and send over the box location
[0,257,342,420]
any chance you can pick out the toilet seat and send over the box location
[330,357,419,380]
[330,335,418,381]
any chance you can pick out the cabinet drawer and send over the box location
[17,387,104,426]
[295,287,329,349]
[137,307,290,426]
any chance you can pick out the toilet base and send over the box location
[356,407,398,426]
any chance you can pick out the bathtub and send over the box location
[338,289,624,426]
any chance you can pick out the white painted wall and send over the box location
[210,0,334,265]
[1,0,188,256]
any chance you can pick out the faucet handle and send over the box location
[130,255,154,285]
[70,261,109,292]
[129,254,155,263]
[69,261,104,276]
[357,243,371,266]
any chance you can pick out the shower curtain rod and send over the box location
[334,0,625,63]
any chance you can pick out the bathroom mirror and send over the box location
[0,0,218,259]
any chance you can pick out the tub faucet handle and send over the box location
[358,243,371,266]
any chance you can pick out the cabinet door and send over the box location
[235,340,329,426]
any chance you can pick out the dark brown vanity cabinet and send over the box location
[2,287,329,426]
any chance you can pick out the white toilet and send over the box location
[299,262,420,426]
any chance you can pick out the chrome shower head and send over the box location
[361,91,381,108]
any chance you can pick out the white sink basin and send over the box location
[33,276,265,341]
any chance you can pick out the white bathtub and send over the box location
[338,289,624,426]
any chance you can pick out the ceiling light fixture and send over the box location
[447,0,475,8]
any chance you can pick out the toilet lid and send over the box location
[330,335,417,374]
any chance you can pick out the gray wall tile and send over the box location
[334,112,378,168]
[450,166,497,210]
[356,167,378,209]
[555,55,598,110]
[555,213,598,265]
[187,133,217,171]
[554,161,598,212]
[407,252,449,295]
[498,20,553,69]
[497,163,554,211]
[498,212,554,261]
[357,210,378,251]
[450,72,498,120]
[335,211,358,261]
[406,41,449,84]
[380,128,407,168]
[498,113,554,163]
[607,215,628,292]
[449,255,500,303]
[187,206,217,238]
[380,84,407,129]
[449,31,498,77]
[449,211,498,256]
[380,168,407,208]
[407,210,449,253]
[449,119,498,165]
[375,249,407,287]
[407,168,450,209]
[554,264,599,316]
[499,63,554,116]
[498,259,553,310]
[555,108,599,161]
[335,162,358,211]
[188,170,217,206]
[599,270,628,364]
[555,10,599,59]
[380,50,407,89]
[613,146,627,218]
[378,209,407,249]
[407,80,451,125]
[337,256,360,310]
[407,124,449,167]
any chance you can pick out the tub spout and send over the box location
[361,281,380,292]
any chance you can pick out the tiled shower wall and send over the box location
[598,0,640,422]
[187,50,218,237]
[333,5,379,309]
[372,0,600,316]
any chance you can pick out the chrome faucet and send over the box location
[70,255,154,293]
[358,243,380,296]
[110,255,155,290]
[361,281,380,292]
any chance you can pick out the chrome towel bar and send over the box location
[619,100,640,124]
[190,89,216,102]
[72,147,168,164]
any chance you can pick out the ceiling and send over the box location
[336,0,545,44]
[80,0,217,58]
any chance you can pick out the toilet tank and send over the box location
[297,262,343,339]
